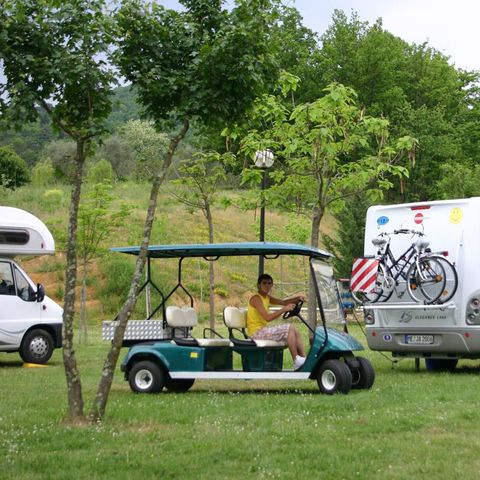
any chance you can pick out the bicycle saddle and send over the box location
[372,237,388,247]
[413,238,429,250]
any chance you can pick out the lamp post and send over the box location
[254,149,274,277]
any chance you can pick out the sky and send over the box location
[161,0,479,72]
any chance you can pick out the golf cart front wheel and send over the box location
[317,359,352,394]
[128,360,165,393]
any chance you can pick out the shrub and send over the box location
[0,146,30,189]
[87,158,114,184]
[41,189,64,213]
[32,160,55,187]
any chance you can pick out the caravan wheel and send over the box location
[20,329,54,364]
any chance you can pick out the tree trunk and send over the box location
[206,203,215,338]
[89,120,189,422]
[62,139,86,423]
[307,204,324,333]
[79,262,88,344]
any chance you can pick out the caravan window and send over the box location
[0,261,15,296]
[0,229,30,245]
[13,267,35,302]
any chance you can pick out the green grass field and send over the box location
[2,324,480,480]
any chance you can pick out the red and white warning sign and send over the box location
[350,258,380,293]
[414,212,423,224]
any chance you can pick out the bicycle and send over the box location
[351,229,453,304]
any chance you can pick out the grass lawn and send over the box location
[2,325,480,479]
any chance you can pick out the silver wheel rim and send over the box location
[30,336,48,358]
[135,369,153,390]
[321,370,336,390]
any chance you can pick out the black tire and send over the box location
[316,359,352,394]
[429,255,458,304]
[350,357,375,389]
[406,257,446,304]
[425,358,458,371]
[19,329,54,364]
[165,378,195,392]
[351,263,393,304]
[128,360,165,393]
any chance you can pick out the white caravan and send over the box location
[0,207,63,363]
[362,197,480,370]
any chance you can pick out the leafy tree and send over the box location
[40,139,77,181]
[96,135,135,180]
[0,0,116,422]
[118,120,169,180]
[323,195,370,278]
[240,82,416,326]
[0,145,30,190]
[171,151,231,332]
[89,0,279,421]
[77,183,131,344]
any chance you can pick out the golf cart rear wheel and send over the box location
[350,357,375,390]
[165,378,195,392]
[317,359,352,394]
[128,360,165,393]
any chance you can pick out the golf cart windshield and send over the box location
[311,259,345,325]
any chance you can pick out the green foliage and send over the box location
[78,183,132,264]
[436,162,480,199]
[96,134,135,180]
[117,120,169,180]
[41,189,64,214]
[31,160,55,187]
[0,0,116,137]
[39,139,76,181]
[86,159,114,185]
[0,145,30,190]
[115,0,279,129]
[171,151,230,220]
[238,82,416,245]
[323,195,369,278]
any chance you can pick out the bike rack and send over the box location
[361,302,456,310]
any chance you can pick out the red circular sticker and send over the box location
[414,212,423,224]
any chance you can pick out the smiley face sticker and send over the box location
[449,207,463,224]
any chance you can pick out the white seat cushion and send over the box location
[166,306,198,328]
[224,306,247,328]
[254,339,287,348]
[196,338,232,347]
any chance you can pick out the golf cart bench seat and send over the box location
[223,306,287,348]
[166,306,231,347]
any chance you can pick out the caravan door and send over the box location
[0,259,42,350]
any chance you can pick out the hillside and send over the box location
[1,182,336,325]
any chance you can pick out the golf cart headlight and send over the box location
[364,311,374,325]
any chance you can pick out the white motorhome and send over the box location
[362,197,480,370]
[0,207,63,363]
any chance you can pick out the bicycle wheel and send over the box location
[351,263,391,304]
[406,257,446,304]
[429,255,458,303]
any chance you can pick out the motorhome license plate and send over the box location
[405,334,434,345]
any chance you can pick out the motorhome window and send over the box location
[0,230,30,245]
[14,266,35,302]
[0,261,15,296]
[311,259,344,325]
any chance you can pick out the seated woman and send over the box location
[247,273,306,369]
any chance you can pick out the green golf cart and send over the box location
[109,242,374,394]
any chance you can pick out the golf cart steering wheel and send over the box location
[282,300,304,319]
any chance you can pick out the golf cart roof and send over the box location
[111,242,332,260]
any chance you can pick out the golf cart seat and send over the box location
[166,306,231,347]
[223,306,287,348]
